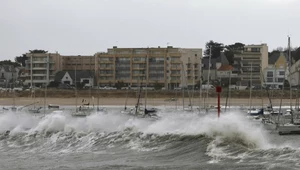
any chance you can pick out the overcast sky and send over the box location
[1,0,299,60]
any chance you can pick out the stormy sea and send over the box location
[0,107,299,170]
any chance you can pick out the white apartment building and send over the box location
[233,44,268,85]
[24,52,62,87]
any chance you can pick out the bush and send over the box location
[48,81,59,88]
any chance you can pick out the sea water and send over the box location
[0,106,299,170]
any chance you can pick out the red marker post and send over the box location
[216,86,222,118]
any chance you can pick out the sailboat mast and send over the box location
[97,62,99,110]
[288,36,292,111]
[181,62,185,110]
[205,47,212,110]
[12,75,15,109]
[199,56,202,113]
[145,50,149,111]
[135,77,143,115]
[75,65,77,112]
[97,81,99,110]
[278,65,287,126]
[225,71,231,112]
[191,63,195,110]
[175,64,178,110]
[44,54,49,114]
[89,57,92,109]
[124,85,129,110]
[277,36,290,126]
[249,62,253,110]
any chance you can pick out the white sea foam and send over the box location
[0,108,287,152]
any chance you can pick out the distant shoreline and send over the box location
[0,88,297,99]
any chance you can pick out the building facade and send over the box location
[24,52,62,87]
[233,44,268,86]
[0,65,19,87]
[61,55,95,71]
[95,46,202,89]
[54,70,94,87]
[289,58,300,87]
[201,57,217,82]
[264,52,287,88]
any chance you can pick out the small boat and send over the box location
[121,107,134,114]
[2,106,17,112]
[28,107,42,113]
[278,123,300,135]
[145,107,158,113]
[205,105,222,113]
[48,104,59,109]
[247,108,263,116]
[72,111,91,117]
[121,106,159,120]
[11,106,17,112]
[97,107,106,113]
[72,106,93,117]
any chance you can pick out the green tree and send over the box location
[29,49,48,53]
[0,60,21,67]
[48,81,60,88]
[15,54,28,67]
[115,81,125,89]
[154,81,163,90]
[224,42,245,64]
[204,40,224,58]
[15,49,47,67]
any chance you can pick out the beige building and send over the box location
[24,52,62,87]
[233,44,268,85]
[22,47,202,89]
[61,55,95,71]
[95,46,202,89]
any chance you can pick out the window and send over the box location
[279,71,285,75]
[267,78,273,82]
[135,50,146,54]
[251,48,260,52]
[267,71,273,77]
[278,78,284,82]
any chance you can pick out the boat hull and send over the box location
[278,124,300,135]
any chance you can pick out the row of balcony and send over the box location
[25,67,55,70]
[26,60,55,64]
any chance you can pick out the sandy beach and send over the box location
[0,97,296,107]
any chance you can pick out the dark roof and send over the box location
[268,52,288,65]
[54,70,94,82]
[202,57,217,70]
[216,52,229,64]
[67,70,94,80]
[54,71,66,82]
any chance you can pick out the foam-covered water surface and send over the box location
[0,106,299,170]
